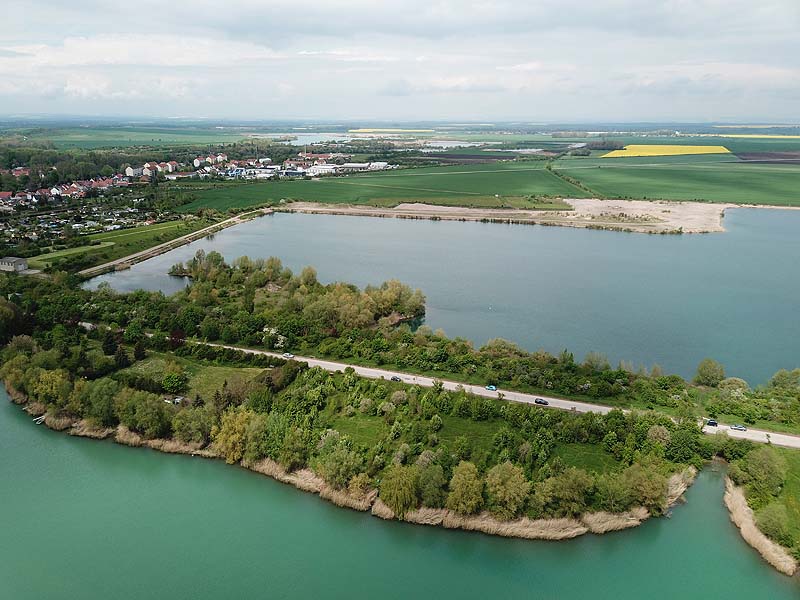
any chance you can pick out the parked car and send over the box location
[390,376,402,382]
[534,398,549,406]
[282,352,295,359]
[706,419,718,427]
[485,385,497,392]
[730,424,747,432]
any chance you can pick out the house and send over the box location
[168,161,180,171]
[157,162,172,172]
[125,166,144,177]
[307,164,339,176]
[193,156,212,168]
[142,165,158,177]
[0,257,28,272]
[215,153,228,163]
[368,161,389,170]
[340,162,370,172]
[0,191,12,200]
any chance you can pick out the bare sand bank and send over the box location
[277,199,738,234]
[723,477,798,576]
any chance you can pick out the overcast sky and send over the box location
[1,0,798,122]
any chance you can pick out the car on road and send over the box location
[730,424,747,432]
[390,376,402,382]
[706,419,718,427]
[485,385,497,392]
[534,398,549,406]
[282,352,295,359]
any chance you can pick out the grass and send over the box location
[554,155,800,206]
[123,354,263,400]
[553,443,619,473]
[602,145,730,158]
[31,219,214,271]
[27,242,116,269]
[771,449,800,548]
[178,162,589,212]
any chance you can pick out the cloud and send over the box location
[0,1,797,120]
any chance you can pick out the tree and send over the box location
[133,339,147,361]
[101,330,118,356]
[212,408,252,464]
[379,464,419,517]
[418,464,447,508]
[694,358,725,387]
[279,427,310,471]
[316,443,363,490]
[114,345,130,369]
[485,461,530,520]
[756,503,794,547]
[532,468,593,518]
[446,461,483,515]
[172,406,214,445]
[595,473,633,512]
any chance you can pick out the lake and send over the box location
[85,208,800,384]
[1,388,798,599]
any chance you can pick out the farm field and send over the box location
[555,155,800,206]
[11,126,246,148]
[602,145,730,158]
[178,162,589,212]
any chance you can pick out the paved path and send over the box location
[200,341,800,450]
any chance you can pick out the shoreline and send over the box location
[8,386,696,544]
[276,199,738,234]
[723,476,799,576]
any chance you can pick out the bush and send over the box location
[756,503,794,547]
[418,464,447,508]
[694,358,725,387]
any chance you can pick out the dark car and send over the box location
[390,376,402,382]
[534,398,549,406]
[706,419,718,427]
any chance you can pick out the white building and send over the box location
[125,166,144,177]
[307,164,339,176]
[0,257,28,272]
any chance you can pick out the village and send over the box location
[0,150,395,215]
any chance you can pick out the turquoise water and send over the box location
[86,208,800,384]
[1,388,798,599]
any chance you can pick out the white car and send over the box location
[282,352,295,359]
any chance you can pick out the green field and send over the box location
[14,126,245,149]
[178,162,588,212]
[123,354,264,400]
[555,155,800,206]
[30,219,213,271]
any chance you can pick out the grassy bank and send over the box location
[28,218,215,271]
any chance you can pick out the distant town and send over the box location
[0,150,396,215]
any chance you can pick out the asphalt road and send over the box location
[202,341,800,450]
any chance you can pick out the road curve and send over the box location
[200,341,800,450]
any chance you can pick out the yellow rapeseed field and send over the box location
[602,145,731,158]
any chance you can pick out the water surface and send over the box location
[85,209,800,383]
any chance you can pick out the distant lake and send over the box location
[85,208,800,384]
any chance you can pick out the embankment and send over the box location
[723,477,798,576]
[8,386,696,544]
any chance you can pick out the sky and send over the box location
[1,0,799,122]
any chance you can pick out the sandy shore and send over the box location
[277,199,738,234]
[724,477,798,576]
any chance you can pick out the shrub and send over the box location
[756,503,794,547]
